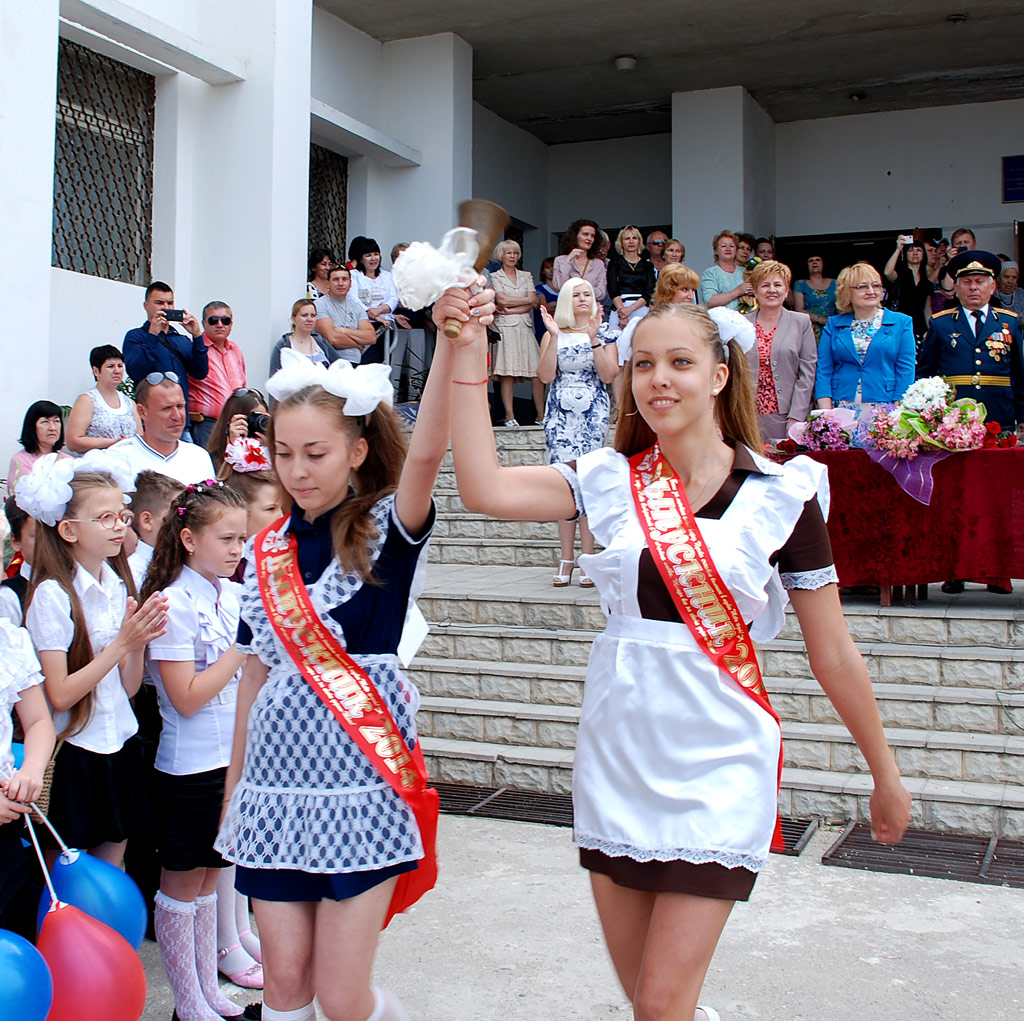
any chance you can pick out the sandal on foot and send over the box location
[217,945,264,988]
[553,559,575,587]
[578,567,595,588]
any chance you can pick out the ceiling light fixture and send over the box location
[614,55,637,72]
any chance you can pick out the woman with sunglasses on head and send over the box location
[206,390,271,474]
[815,263,916,411]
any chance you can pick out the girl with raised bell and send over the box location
[216,286,494,1021]
[445,299,911,1021]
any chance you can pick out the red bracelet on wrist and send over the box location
[453,378,488,385]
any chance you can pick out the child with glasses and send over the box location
[19,456,168,865]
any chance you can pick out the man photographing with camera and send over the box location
[123,281,209,440]
[186,300,248,448]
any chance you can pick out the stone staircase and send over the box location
[413,430,1024,838]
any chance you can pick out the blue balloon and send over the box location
[38,850,147,949]
[0,927,53,1021]
[11,742,24,769]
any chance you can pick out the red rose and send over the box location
[986,422,1002,435]
[999,435,1018,448]
[984,435,998,448]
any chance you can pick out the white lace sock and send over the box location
[262,1002,316,1021]
[366,986,410,1021]
[154,892,222,1021]
[195,893,247,1016]
[216,868,260,978]
[234,886,262,963]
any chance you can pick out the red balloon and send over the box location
[37,903,146,1021]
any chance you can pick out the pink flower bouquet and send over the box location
[787,408,859,451]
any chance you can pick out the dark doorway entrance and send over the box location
[774,227,942,284]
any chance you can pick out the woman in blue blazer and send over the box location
[816,263,916,408]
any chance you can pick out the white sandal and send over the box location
[696,1007,721,1021]
[578,566,595,588]
[552,559,575,587]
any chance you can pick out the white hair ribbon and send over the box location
[707,307,756,360]
[14,444,137,526]
[391,227,479,311]
[15,453,75,527]
[266,347,393,416]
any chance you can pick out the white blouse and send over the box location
[0,620,45,777]
[25,564,136,754]
[147,565,241,775]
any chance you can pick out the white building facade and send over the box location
[2,1,1023,470]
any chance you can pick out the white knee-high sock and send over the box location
[216,867,259,978]
[262,1002,316,1021]
[195,892,250,1014]
[234,887,262,963]
[154,892,222,1021]
[367,986,410,1021]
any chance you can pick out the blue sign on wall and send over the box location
[1004,155,1024,203]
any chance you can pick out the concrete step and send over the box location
[413,658,1024,736]
[427,537,563,567]
[419,565,1024,649]
[421,737,1024,838]
[431,514,562,543]
[417,695,1024,782]
[417,617,1024,690]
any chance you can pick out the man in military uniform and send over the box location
[917,250,1024,594]
[918,249,1024,434]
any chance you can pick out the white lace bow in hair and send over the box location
[266,347,393,416]
[15,453,75,526]
[15,445,139,526]
[708,307,756,360]
[391,227,479,311]
[76,445,137,499]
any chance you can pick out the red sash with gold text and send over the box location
[254,519,438,927]
[629,446,785,852]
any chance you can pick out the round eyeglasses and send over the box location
[66,510,135,530]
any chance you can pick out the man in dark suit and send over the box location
[917,250,1024,594]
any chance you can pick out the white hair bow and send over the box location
[15,453,75,527]
[15,446,139,526]
[708,307,756,359]
[391,227,479,311]
[267,347,393,416]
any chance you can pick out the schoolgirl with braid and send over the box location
[141,481,260,1021]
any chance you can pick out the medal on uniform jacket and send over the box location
[986,324,1012,361]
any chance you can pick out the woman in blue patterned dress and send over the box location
[537,279,619,586]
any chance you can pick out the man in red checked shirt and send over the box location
[188,301,247,447]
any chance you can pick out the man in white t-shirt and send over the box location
[314,265,377,364]
[113,372,216,486]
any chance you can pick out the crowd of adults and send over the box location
[9,221,1024,512]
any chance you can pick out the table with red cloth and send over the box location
[802,449,1024,587]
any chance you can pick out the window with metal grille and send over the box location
[51,39,155,285]
[308,143,348,261]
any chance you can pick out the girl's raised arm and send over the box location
[447,289,578,523]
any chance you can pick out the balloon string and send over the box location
[23,814,59,908]
[30,802,70,855]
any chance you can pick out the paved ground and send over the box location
[141,814,1024,1021]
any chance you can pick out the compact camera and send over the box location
[899,235,914,246]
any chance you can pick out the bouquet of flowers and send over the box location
[786,408,858,451]
[982,422,1019,449]
[867,377,987,459]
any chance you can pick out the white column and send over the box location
[671,86,776,265]
[178,0,314,369]
[0,0,60,469]
[362,33,474,250]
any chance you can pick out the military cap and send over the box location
[947,249,1002,280]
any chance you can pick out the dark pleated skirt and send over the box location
[155,767,230,872]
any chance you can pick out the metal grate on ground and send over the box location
[435,783,817,853]
[822,822,1024,889]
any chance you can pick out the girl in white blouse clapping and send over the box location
[141,481,258,1021]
